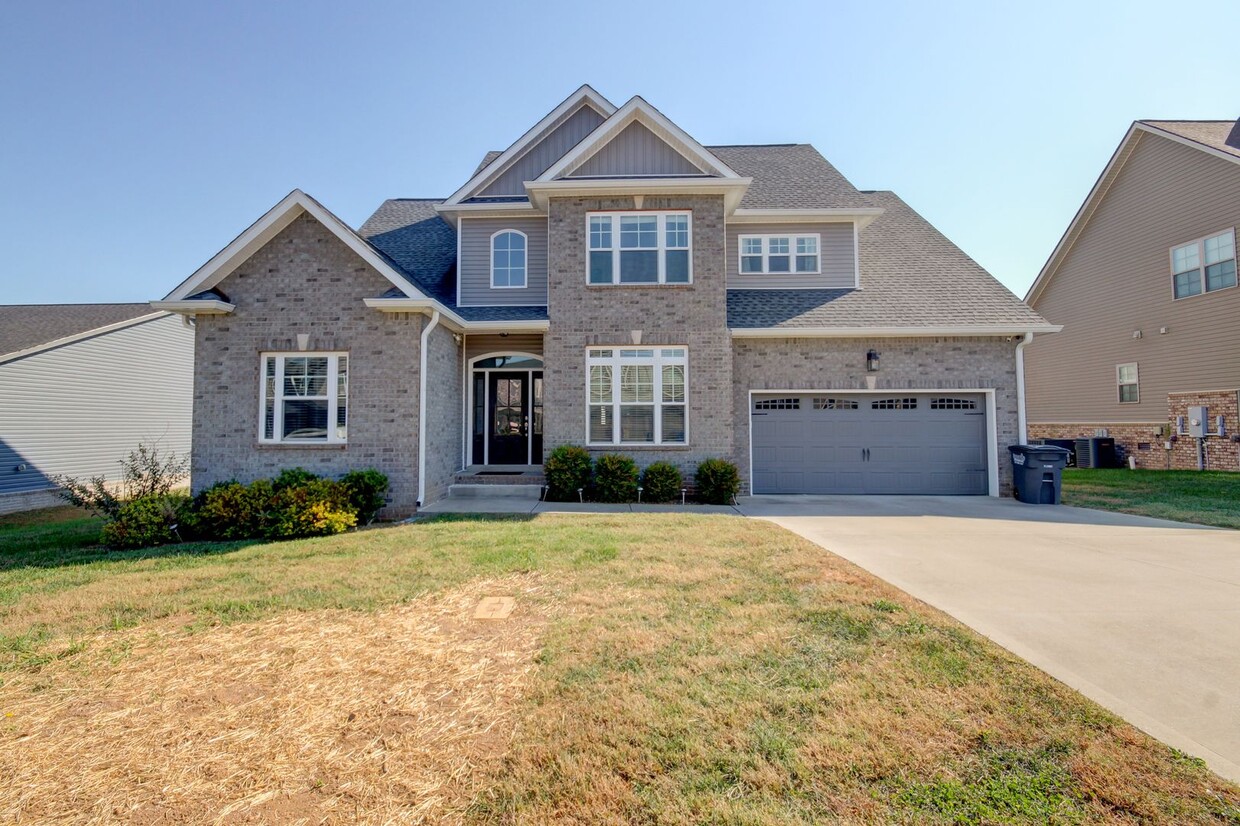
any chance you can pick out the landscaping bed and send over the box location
[1061,468,1240,529]
[1,511,1236,823]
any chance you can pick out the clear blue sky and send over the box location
[1,0,1236,305]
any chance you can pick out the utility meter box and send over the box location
[1188,405,1208,438]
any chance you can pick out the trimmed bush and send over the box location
[272,467,319,491]
[695,458,741,505]
[340,469,390,524]
[190,480,273,541]
[640,461,683,503]
[594,454,639,503]
[101,494,191,550]
[266,479,356,539]
[545,445,593,501]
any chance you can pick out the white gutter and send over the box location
[729,325,1062,339]
[1015,331,1033,444]
[417,310,441,508]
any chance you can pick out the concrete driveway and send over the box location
[736,495,1240,782]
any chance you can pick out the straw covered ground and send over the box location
[1,510,1238,824]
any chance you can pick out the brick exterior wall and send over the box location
[190,212,457,517]
[542,195,734,480]
[1030,388,1240,471]
[733,337,1022,494]
[423,321,464,504]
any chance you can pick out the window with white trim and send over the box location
[260,353,348,443]
[739,234,820,274]
[587,348,687,444]
[588,212,691,284]
[1117,363,1139,404]
[491,230,527,288]
[1171,229,1235,299]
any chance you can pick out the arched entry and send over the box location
[468,353,544,465]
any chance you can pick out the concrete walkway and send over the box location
[737,495,1240,782]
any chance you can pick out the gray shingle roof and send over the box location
[359,199,457,305]
[728,191,1049,330]
[707,144,872,209]
[0,303,160,358]
[1140,120,1240,160]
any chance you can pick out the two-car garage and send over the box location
[750,392,992,495]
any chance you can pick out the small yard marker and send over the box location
[474,597,516,620]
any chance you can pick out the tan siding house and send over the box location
[1024,119,1240,470]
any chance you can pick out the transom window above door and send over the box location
[739,234,820,274]
[588,212,691,285]
[491,230,527,288]
[587,347,687,445]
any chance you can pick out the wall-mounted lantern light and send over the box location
[866,349,880,372]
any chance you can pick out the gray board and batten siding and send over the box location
[457,216,549,306]
[726,222,856,289]
[475,105,606,198]
[0,313,193,497]
[1025,129,1240,423]
[569,121,706,178]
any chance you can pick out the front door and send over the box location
[488,372,529,465]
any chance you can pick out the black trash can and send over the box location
[1008,445,1072,504]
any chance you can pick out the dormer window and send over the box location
[491,230,527,288]
[740,234,820,274]
[587,212,692,285]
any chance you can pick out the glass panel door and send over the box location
[487,373,528,465]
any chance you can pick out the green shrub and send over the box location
[266,479,356,539]
[272,467,319,491]
[100,494,191,550]
[640,461,683,503]
[340,469,390,524]
[190,480,273,541]
[593,454,639,503]
[545,445,593,501]
[695,458,741,505]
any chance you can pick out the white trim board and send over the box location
[164,189,429,304]
[443,84,617,207]
[0,311,170,365]
[746,388,1000,497]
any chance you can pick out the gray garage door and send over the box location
[751,393,988,495]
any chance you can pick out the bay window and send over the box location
[588,212,692,284]
[587,347,687,445]
[260,353,348,444]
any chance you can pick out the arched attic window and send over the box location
[491,230,527,288]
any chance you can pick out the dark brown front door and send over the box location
[488,373,528,465]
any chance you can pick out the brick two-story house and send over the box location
[153,86,1054,514]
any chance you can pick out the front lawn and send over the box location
[1061,468,1240,529]
[1,512,1236,823]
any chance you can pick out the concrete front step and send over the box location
[448,483,544,499]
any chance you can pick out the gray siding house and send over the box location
[1024,119,1240,471]
[0,304,194,514]
[154,86,1053,515]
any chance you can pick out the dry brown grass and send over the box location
[1,574,553,825]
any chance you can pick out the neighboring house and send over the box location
[1024,118,1240,471]
[0,304,194,514]
[152,86,1053,515]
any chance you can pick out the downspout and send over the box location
[417,310,441,508]
[1015,332,1033,445]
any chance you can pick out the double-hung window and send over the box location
[587,347,687,445]
[1117,363,1139,404]
[739,234,820,274]
[1171,229,1236,299]
[588,212,691,284]
[260,353,348,443]
[491,229,527,288]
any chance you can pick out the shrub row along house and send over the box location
[1024,118,1240,471]
[0,304,193,515]
[152,85,1054,515]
